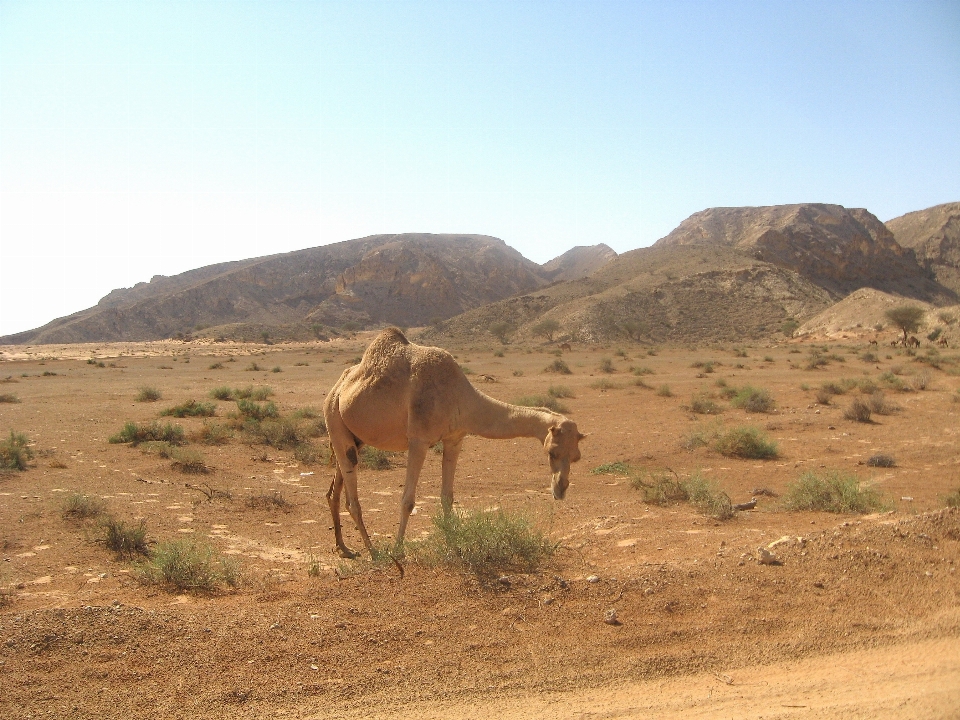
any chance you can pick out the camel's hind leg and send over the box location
[326,464,355,558]
[325,405,375,558]
[440,438,463,514]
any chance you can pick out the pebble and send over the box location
[586,575,600,583]
[603,608,620,625]
[757,547,780,565]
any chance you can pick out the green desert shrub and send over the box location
[413,508,554,578]
[690,392,722,415]
[731,386,776,413]
[135,386,162,402]
[589,378,619,391]
[210,386,233,400]
[359,446,391,470]
[656,384,672,397]
[245,491,291,511]
[137,539,239,592]
[0,430,32,471]
[843,397,872,423]
[61,492,106,520]
[544,359,572,375]
[109,421,185,446]
[514,395,569,413]
[714,426,778,459]
[945,489,960,508]
[591,461,634,475]
[683,472,735,520]
[160,400,217,418]
[0,393,20,404]
[598,358,615,373]
[236,399,279,421]
[866,454,896,468]
[170,447,208,474]
[101,516,149,558]
[631,469,689,504]
[783,471,888,513]
[547,385,575,399]
[190,422,234,445]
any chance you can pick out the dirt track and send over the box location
[1,335,959,718]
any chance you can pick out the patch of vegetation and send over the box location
[544,359,572,375]
[591,461,634,475]
[271,366,282,373]
[860,351,879,363]
[170,447,208,474]
[101,516,149,558]
[245,362,262,372]
[547,385,575,399]
[360,446,391,470]
[731,386,776,413]
[61,492,106,520]
[514,395,570,413]
[885,304,925,346]
[690,392,722,415]
[683,472,735,520]
[783,471,888,513]
[135,386,162,402]
[189,421,234,445]
[137,539,239,592]
[656,384,672,397]
[236,399,279,421]
[598,358,615,373]
[412,507,555,578]
[879,371,910,392]
[867,391,898,416]
[912,371,931,391]
[208,362,224,370]
[945,489,960,508]
[843,397,872,423]
[531,319,561,342]
[459,365,474,375]
[866,454,896,468]
[691,360,716,373]
[589,378,619,391]
[160,400,217,418]
[210,386,233,400]
[714,426,778,459]
[0,393,20,404]
[109,421,185,446]
[293,441,326,465]
[631,366,654,376]
[245,491,291,511]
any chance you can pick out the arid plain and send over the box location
[1,333,959,719]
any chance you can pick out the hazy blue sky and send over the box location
[1,0,958,336]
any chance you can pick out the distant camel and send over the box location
[559,342,572,352]
[323,328,586,558]
[868,339,878,346]
[937,336,948,347]
[907,336,921,348]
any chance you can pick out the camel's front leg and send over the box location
[396,439,428,549]
[440,438,463,514]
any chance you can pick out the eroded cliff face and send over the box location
[887,202,960,294]
[655,204,946,300]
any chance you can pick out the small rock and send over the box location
[586,574,600,584]
[603,608,620,625]
[733,498,757,511]
[643,587,654,596]
[757,547,780,565]
[767,535,792,549]
[497,575,511,588]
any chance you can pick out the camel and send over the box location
[559,342,572,352]
[937,335,948,347]
[907,335,921,348]
[323,328,586,558]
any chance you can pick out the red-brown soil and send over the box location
[1,335,959,718]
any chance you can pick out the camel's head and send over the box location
[544,419,586,500]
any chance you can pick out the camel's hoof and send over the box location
[337,546,359,560]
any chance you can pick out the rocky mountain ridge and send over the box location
[4,201,958,346]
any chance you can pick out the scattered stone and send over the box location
[603,608,620,625]
[733,498,757,511]
[586,574,600,583]
[767,535,793,549]
[757,547,780,565]
[497,575,511,588]
[643,587,655,596]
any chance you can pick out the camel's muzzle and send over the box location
[552,472,569,500]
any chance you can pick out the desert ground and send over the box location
[1,332,959,719]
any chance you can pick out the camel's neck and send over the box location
[464,391,560,442]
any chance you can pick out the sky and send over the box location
[1,1,959,337]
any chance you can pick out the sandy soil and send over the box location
[1,335,959,718]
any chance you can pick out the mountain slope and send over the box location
[1,234,547,344]
[541,244,618,282]
[655,203,947,300]
[886,202,960,294]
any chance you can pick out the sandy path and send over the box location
[319,636,960,720]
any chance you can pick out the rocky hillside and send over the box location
[887,202,960,295]
[1,234,550,344]
[541,244,617,281]
[420,244,834,345]
[423,203,958,346]
[655,203,948,300]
